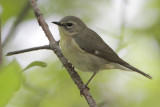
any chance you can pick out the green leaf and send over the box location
[22,61,47,71]
[0,60,22,107]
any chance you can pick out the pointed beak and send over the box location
[52,21,62,26]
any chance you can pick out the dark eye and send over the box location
[67,23,73,27]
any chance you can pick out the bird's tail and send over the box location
[122,63,152,79]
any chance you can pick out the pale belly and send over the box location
[60,37,110,72]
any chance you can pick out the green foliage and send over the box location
[22,61,47,71]
[0,60,22,107]
[0,0,28,25]
[1,0,160,107]
[5,62,90,107]
[40,0,105,22]
[130,0,160,44]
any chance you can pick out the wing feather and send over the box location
[73,28,152,79]
[73,28,125,65]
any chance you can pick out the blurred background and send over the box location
[0,0,160,107]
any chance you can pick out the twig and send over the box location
[29,0,97,107]
[2,2,31,48]
[6,45,50,56]
[0,16,2,65]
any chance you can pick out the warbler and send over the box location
[52,16,152,88]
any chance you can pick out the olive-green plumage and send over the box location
[52,16,152,83]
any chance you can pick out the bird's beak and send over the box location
[52,21,63,26]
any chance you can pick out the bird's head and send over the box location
[52,16,87,36]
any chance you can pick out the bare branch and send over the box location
[2,2,31,48]
[6,45,50,56]
[29,0,97,106]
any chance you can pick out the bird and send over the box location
[52,16,152,90]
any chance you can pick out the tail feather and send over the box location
[123,64,152,79]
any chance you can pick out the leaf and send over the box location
[22,61,47,71]
[0,60,22,107]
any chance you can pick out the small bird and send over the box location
[52,16,152,89]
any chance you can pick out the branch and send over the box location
[6,45,50,56]
[2,2,31,48]
[29,0,97,106]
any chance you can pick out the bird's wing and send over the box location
[73,28,152,79]
[73,28,126,65]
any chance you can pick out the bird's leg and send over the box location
[80,72,97,95]
[85,72,97,87]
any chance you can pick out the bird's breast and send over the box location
[60,37,85,61]
[60,37,109,72]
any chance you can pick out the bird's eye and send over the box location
[67,23,73,27]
